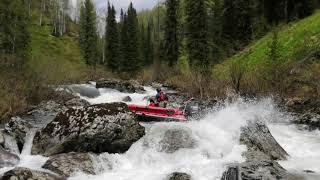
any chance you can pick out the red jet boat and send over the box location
[128,104,188,122]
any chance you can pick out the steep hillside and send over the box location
[213,11,320,97]
[28,24,88,83]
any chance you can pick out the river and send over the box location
[1,84,319,179]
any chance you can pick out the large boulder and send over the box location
[0,146,20,168]
[5,101,64,152]
[32,103,145,156]
[62,84,100,98]
[42,153,95,177]
[2,167,65,180]
[221,160,287,180]
[0,130,4,146]
[5,117,32,152]
[96,79,145,93]
[159,127,195,153]
[168,172,192,180]
[222,121,289,180]
[240,121,289,161]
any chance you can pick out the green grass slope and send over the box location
[28,24,88,84]
[214,11,320,79]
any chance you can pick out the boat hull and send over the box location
[128,104,188,122]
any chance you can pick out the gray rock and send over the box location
[0,146,20,168]
[65,98,90,107]
[43,152,94,177]
[5,117,32,152]
[294,112,320,131]
[168,172,192,180]
[2,167,65,180]
[222,160,287,180]
[64,84,100,98]
[222,121,290,180]
[284,97,320,130]
[32,103,145,156]
[240,121,289,161]
[96,79,145,93]
[0,130,4,146]
[159,127,195,153]
[4,101,64,152]
[122,96,132,102]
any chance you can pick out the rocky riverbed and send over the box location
[0,80,319,180]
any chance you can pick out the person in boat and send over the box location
[149,99,156,107]
[156,88,168,108]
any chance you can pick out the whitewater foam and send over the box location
[269,124,320,174]
[80,86,155,105]
[1,84,319,180]
[69,98,281,180]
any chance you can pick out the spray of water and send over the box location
[69,98,283,180]
[1,85,319,180]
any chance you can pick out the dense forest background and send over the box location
[0,0,320,120]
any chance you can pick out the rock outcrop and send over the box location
[284,97,320,130]
[61,84,100,98]
[5,101,65,152]
[159,127,195,153]
[5,117,32,152]
[96,79,145,93]
[221,160,287,180]
[0,130,4,147]
[240,121,289,160]
[65,98,90,107]
[222,121,289,180]
[32,103,145,156]
[122,96,132,102]
[2,167,65,180]
[168,172,192,180]
[42,152,95,177]
[0,146,20,168]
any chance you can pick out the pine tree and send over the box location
[79,0,99,68]
[164,0,179,66]
[185,0,208,72]
[105,2,120,72]
[122,3,140,74]
[119,12,128,71]
[0,0,30,62]
[140,22,147,65]
[145,20,154,66]
[222,0,255,44]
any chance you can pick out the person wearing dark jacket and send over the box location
[155,88,168,107]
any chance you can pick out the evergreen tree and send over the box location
[0,0,30,62]
[222,0,255,44]
[185,0,208,72]
[119,12,128,71]
[105,2,120,72]
[140,22,147,65]
[164,0,179,66]
[145,20,154,66]
[79,0,99,68]
[122,3,140,74]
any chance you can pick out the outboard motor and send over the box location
[183,98,200,118]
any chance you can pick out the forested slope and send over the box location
[214,11,320,97]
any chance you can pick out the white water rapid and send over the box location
[1,85,319,180]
